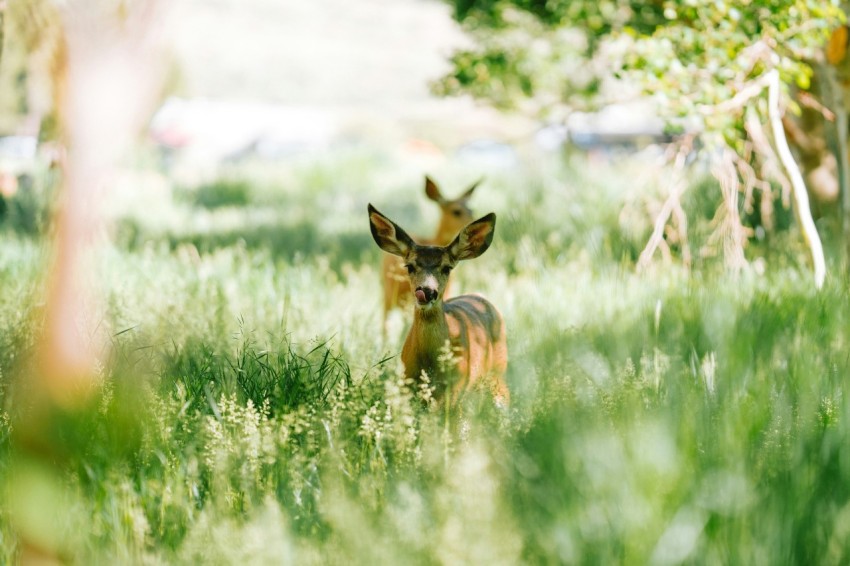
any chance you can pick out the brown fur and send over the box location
[369,204,508,407]
[402,294,509,406]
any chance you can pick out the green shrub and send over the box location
[0,173,56,236]
[188,179,251,209]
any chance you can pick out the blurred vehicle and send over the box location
[566,102,675,151]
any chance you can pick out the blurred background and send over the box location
[2,1,850,564]
[0,0,535,184]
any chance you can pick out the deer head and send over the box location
[368,203,496,310]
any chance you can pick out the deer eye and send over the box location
[405,264,415,274]
[441,265,452,275]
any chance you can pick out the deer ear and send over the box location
[424,176,444,203]
[368,204,414,257]
[460,177,483,200]
[450,213,496,261]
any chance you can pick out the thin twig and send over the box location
[637,140,692,271]
[797,91,836,122]
[701,72,774,115]
[708,149,749,270]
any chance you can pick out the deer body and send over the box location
[403,294,508,405]
[369,204,508,406]
[381,177,480,322]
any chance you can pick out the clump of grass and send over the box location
[183,178,251,209]
[160,328,352,416]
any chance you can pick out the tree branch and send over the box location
[638,140,692,271]
[767,69,826,289]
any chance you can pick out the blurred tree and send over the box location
[436,0,845,285]
[0,0,63,135]
[5,1,168,562]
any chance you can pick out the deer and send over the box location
[380,176,482,329]
[368,203,509,407]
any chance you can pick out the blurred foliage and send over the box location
[0,0,181,137]
[0,172,57,236]
[0,0,61,134]
[180,179,252,210]
[437,0,845,270]
[439,0,843,120]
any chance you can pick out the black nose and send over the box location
[416,287,438,302]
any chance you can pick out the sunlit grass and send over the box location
[1,151,849,563]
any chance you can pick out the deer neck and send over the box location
[411,302,449,342]
[432,219,459,246]
[404,301,451,379]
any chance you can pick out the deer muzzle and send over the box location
[415,286,438,305]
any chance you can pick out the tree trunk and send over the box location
[823,35,850,272]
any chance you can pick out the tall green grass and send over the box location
[1,150,848,564]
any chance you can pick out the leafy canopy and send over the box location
[438,0,843,136]
[438,0,845,275]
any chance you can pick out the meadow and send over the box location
[1,148,849,564]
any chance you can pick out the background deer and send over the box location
[369,203,509,407]
[380,176,481,327]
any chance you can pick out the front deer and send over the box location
[369,203,509,407]
[381,176,481,326]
